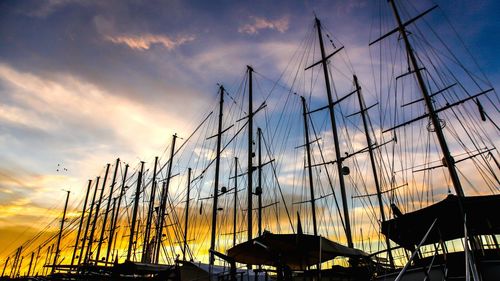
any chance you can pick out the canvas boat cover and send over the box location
[226,231,367,270]
[381,194,500,249]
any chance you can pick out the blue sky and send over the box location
[0,0,499,260]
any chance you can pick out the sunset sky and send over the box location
[0,0,499,270]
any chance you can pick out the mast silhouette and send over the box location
[314,17,353,247]
[80,177,98,264]
[143,156,158,263]
[387,0,464,197]
[210,85,225,265]
[27,252,34,277]
[71,180,92,266]
[96,158,120,263]
[301,96,318,236]
[353,75,394,268]
[107,163,129,263]
[257,127,263,236]
[183,168,191,261]
[87,164,110,262]
[247,66,254,243]
[155,134,177,263]
[51,190,69,274]
[1,256,9,277]
[127,161,144,261]
[233,157,238,247]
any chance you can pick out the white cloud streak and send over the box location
[238,16,289,34]
[106,33,195,51]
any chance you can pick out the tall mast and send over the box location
[86,164,110,262]
[388,0,464,197]
[154,182,166,263]
[155,134,177,263]
[353,75,394,268]
[71,180,92,266]
[247,65,254,243]
[301,96,318,236]
[183,168,191,261]
[143,156,159,263]
[107,163,129,263]
[127,161,145,261]
[10,247,21,278]
[33,246,40,276]
[96,158,120,263]
[257,127,263,236]
[315,17,353,247]
[210,85,225,265]
[43,245,51,276]
[1,256,9,277]
[233,157,238,247]
[15,257,22,278]
[79,178,98,265]
[14,247,22,277]
[52,190,70,274]
[27,252,34,277]
[107,198,117,262]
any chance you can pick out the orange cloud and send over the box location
[238,16,289,34]
[106,34,195,51]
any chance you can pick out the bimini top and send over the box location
[227,231,367,270]
[381,194,500,249]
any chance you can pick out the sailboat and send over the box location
[366,0,500,280]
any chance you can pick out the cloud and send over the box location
[106,33,195,51]
[238,16,289,35]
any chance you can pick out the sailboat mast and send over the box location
[80,178,98,264]
[210,85,225,265]
[33,246,40,275]
[71,179,92,266]
[257,128,263,236]
[108,163,129,263]
[96,158,120,263]
[127,161,145,261]
[387,0,464,197]
[155,134,177,263]
[106,198,117,263]
[183,168,191,261]
[301,96,318,236]
[247,66,254,243]
[52,190,70,274]
[86,164,110,262]
[27,252,34,277]
[43,245,50,276]
[11,247,21,278]
[143,156,158,263]
[315,17,354,248]
[353,75,394,268]
[233,157,238,247]
[15,257,22,278]
[1,256,9,277]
